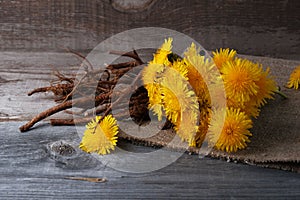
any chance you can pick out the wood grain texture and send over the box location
[1,1,300,198]
[0,121,300,199]
[0,0,299,59]
[1,51,300,167]
[0,52,81,121]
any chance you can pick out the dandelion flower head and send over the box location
[252,67,277,106]
[212,48,237,70]
[287,65,300,90]
[80,115,119,155]
[161,68,199,144]
[150,38,173,66]
[227,97,260,118]
[142,63,166,120]
[184,43,219,105]
[208,108,253,153]
[161,68,198,124]
[221,58,262,103]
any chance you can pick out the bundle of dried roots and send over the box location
[19,50,155,132]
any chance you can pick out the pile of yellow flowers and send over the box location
[80,38,300,155]
[141,38,278,152]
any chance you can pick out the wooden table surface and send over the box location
[0,51,300,199]
[1,1,300,198]
[1,122,300,199]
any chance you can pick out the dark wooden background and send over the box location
[0,0,299,59]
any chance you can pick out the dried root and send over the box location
[19,50,150,132]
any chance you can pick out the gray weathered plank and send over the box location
[1,51,300,121]
[1,51,300,172]
[0,121,299,199]
[0,52,81,120]
[1,0,300,198]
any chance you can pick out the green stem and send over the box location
[275,90,288,99]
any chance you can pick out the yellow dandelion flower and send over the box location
[142,63,166,84]
[80,115,119,155]
[212,48,237,70]
[162,87,181,124]
[192,103,214,147]
[174,109,199,146]
[161,68,198,123]
[208,82,227,109]
[142,37,174,120]
[187,54,218,85]
[150,38,173,66]
[184,43,220,105]
[161,68,199,144]
[227,98,260,118]
[252,67,277,106]
[287,65,300,90]
[170,59,189,80]
[208,108,253,153]
[242,101,260,118]
[184,42,199,59]
[184,62,209,101]
[142,63,166,120]
[145,83,164,120]
[193,115,210,147]
[221,58,262,103]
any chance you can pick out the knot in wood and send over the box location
[49,141,76,157]
[111,0,156,13]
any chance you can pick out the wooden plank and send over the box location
[0,52,81,120]
[0,0,299,59]
[0,51,299,198]
[0,1,299,198]
[1,51,300,121]
[1,51,300,170]
[0,121,299,199]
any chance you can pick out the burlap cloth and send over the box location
[118,55,300,172]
